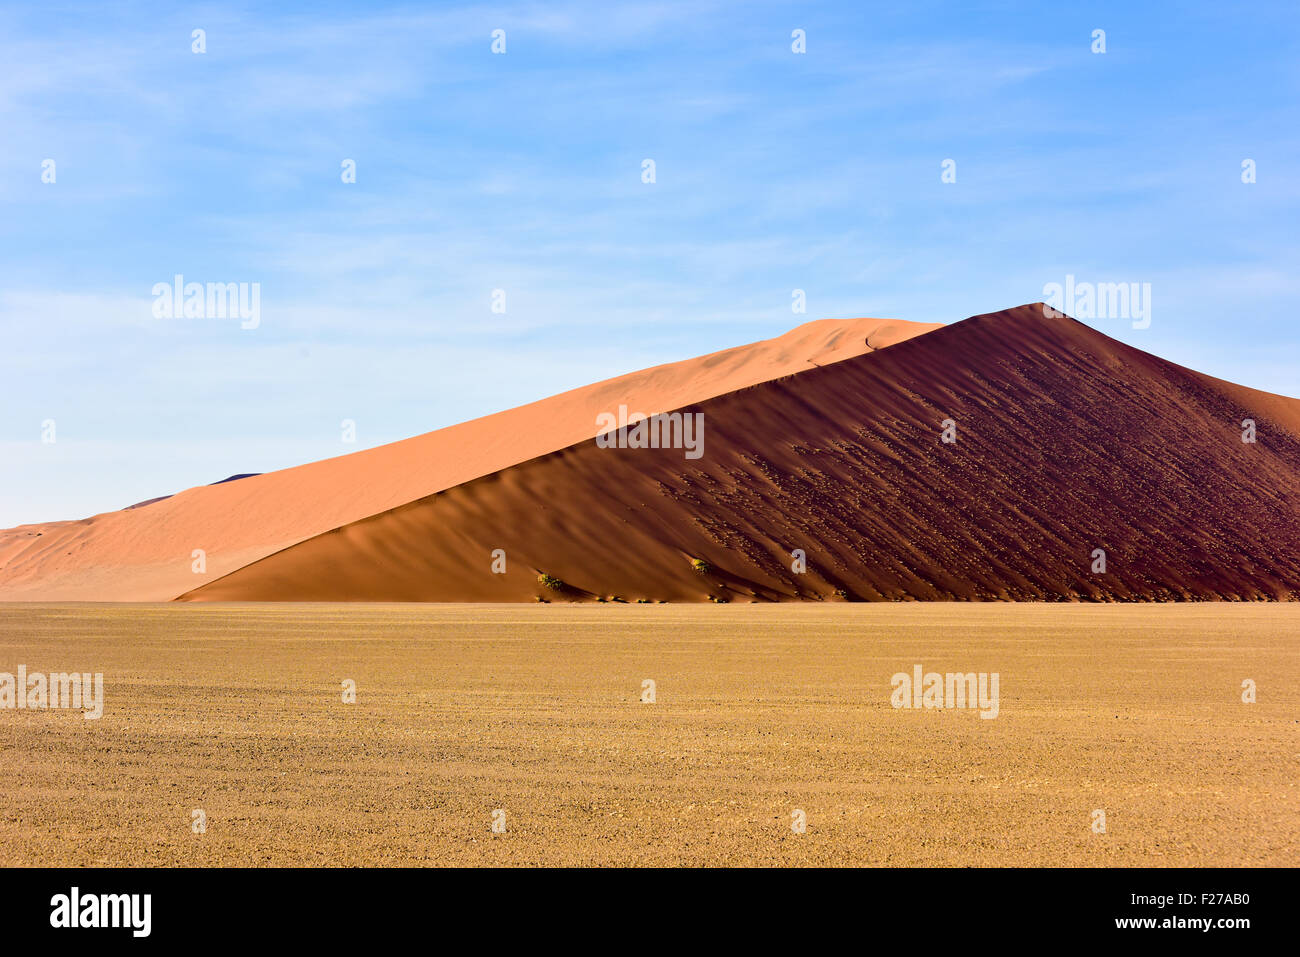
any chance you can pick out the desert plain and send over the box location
[1,602,1294,867]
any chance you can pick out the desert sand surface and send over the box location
[186,306,1300,603]
[0,316,938,602]
[0,603,1294,867]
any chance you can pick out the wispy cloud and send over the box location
[2,0,1297,526]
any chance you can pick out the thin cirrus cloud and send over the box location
[0,0,1297,528]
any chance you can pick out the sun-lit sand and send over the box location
[0,317,936,603]
[2,603,1294,867]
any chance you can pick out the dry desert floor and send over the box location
[0,603,1295,866]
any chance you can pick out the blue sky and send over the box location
[2,0,1298,527]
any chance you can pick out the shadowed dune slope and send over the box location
[0,316,936,601]
[183,305,1300,603]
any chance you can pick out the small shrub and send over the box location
[690,558,712,574]
[538,573,566,591]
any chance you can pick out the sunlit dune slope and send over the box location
[0,316,936,601]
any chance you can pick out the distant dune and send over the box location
[179,304,1300,603]
[0,316,936,601]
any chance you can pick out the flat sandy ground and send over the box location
[0,603,1294,866]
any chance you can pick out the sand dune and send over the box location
[0,317,936,601]
[183,305,1300,603]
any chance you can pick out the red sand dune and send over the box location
[181,305,1300,603]
[0,316,937,601]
